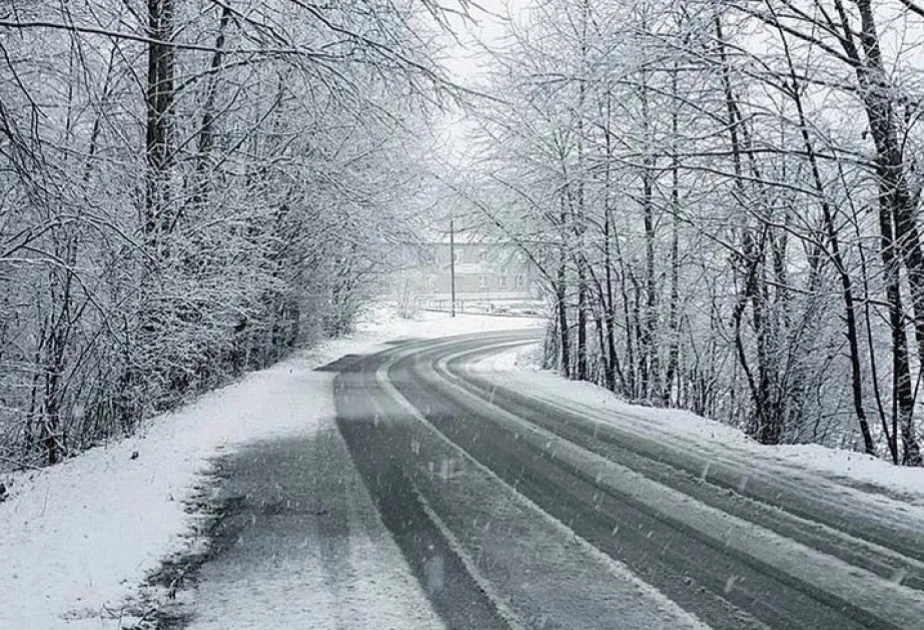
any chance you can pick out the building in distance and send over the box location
[389,232,544,314]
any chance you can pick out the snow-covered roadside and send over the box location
[0,308,540,630]
[475,342,924,508]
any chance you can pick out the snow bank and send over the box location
[0,307,539,630]
[476,343,924,506]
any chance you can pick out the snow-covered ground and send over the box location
[476,342,924,508]
[0,308,540,630]
[13,308,921,630]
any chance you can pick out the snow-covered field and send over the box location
[0,308,540,630]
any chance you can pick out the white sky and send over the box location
[439,0,520,80]
[433,0,529,164]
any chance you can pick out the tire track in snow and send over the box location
[400,337,924,630]
[376,341,714,630]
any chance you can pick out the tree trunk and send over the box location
[844,0,922,464]
[664,66,681,405]
[557,246,571,379]
[774,25,876,454]
[145,0,176,242]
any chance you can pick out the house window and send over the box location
[479,249,488,262]
[498,276,507,289]
[479,276,487,289]
[515,274,525,287]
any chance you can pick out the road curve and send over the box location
[331,331,924,630]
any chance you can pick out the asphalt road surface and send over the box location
[189,331,924,629]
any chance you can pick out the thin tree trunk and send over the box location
[577,257,588,381]
[557,241,571,379]
[774,22,876,454]
[664,66,681,405]
[839,0,922,463]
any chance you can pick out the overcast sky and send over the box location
[439,0,518,81]
[431,0,529,164]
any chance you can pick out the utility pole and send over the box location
[450,217,456,317]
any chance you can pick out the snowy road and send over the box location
[183,330,924,630]
[330,331,924,630]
